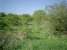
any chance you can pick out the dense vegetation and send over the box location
[0,1,67,50]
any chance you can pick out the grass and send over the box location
[21,35,67,50]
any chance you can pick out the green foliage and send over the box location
[22,37,67,50]
[0,13,22,32]
[0,32,24,50]
[48,1,67,34]
[0,1,67,50]
[32,10,54,38]
[0,13,7,32]
[20,14,32,33]
[0,13,24,50]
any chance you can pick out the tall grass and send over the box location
[21,35,67,50]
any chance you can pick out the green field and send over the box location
[22,36,67,50]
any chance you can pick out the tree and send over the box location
[32,10,50,38]
[20,14,32,33]
[0,13,23,50]
[6,14,22,32]
[48,1,67,35]
[0,12,7,32]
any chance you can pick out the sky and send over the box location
[0,0,62,14]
